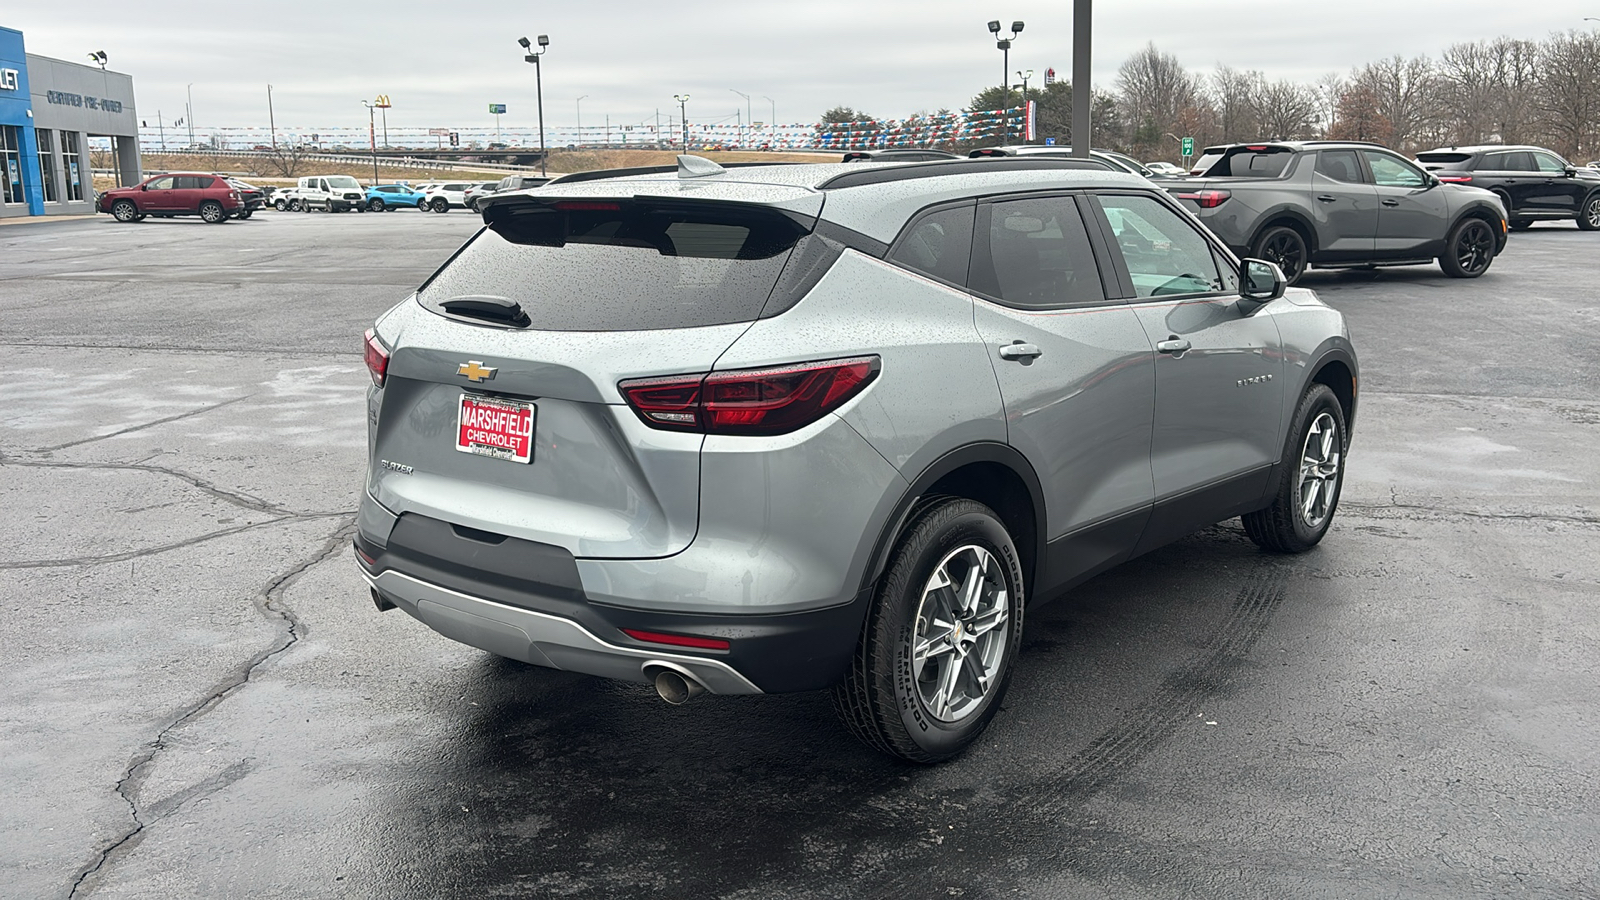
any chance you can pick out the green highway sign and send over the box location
[1181,136,1194,157]
[489,103,507,114]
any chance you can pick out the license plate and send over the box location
[456,394,535,464]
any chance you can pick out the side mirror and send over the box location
[1240,258,1287,308]
[1565,165,1578,178]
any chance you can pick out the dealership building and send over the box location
[1,25,140,218]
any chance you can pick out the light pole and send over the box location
[185,83,195,148]
[361,99,379,185]
[674,94,691,151]
[763,95,776,148]
[266,84,276,150]
[519,35,550,176]
[576,94,588,147]
[730,89,751,149]
[987,20,1024,145]
[1071,0,1091,160]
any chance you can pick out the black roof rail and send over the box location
[545,160,804,186]
[819,156,1113,190]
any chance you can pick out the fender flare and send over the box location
[1248,206,1320,256]
[858,442,1048,597]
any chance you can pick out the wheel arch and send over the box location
[1453,204,1507,253]
[860,443,1046,600]
[1297,343,1359,439]
[1249,208,1319,257]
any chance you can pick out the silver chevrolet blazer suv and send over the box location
[355,155,1358,762]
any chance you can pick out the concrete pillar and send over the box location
[115,134,140,186]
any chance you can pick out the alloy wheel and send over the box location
[1298,412,1342,530]
[1586,198,1600,230]
[911,544,1010,723]
[1454,221,1494,274]
[1262,231,1305,281]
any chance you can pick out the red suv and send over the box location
[98,173,244,224]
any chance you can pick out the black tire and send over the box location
[1242,383,1348,554]
[1251,224,1309,286]
[430,197,449,213]
[199,201,227,224]
[832,497,1025,763]
[1439,216,1496,278]
[111,200,139,223]
[1508,218,1533,232]
[1578,194,1600,232]
[416,199,428,211]
[238,210,253,220]
[274,199,288,212]
[369,198,385,212]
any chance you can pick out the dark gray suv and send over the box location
[1178,141,1508,284]
[356,156,1358,762]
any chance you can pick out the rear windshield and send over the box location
[1415,152,1472,166]
[1197,147,1295,178]
[418,200,811,332]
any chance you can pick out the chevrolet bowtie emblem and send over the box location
[457,361,497,383]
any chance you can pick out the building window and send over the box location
[62,131,84,201]
[37,129,59,202]
[2,125,23,205]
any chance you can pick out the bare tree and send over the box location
[1312,73,1346,137]
[1211,65,1263,142]
[1258,80,1318,141]
[1438,40,1501,144]
[1536,30,1600,161]
[1349,55,1436,151]
[1488,37,1542,145]
[1117,43,1205,156]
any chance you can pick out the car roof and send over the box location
[1417,144,1551,155]
[509,157,1152,243]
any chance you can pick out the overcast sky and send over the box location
[9,0,1599,132]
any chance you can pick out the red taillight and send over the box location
[1437,175,1473,183]
[363,328,389,386]
[621,628,731,651]
[1245,145,1269,151]
[619,356,881,436]
[1176,189,1232,209]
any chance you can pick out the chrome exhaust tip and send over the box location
[647,664,706,705]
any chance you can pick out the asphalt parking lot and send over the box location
[2,208,1597,900]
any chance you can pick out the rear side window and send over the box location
[969,196,1105,308]
[1316,150,1364,183]
[419,200,811,332]
[1095,194,1225,298]
[1500,152,1536,173]
[888,204,974,287]
[1202,147,1294,178]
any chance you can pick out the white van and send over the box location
[297,174,368,212]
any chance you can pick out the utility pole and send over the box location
[157,110,166,152]
[185,83,195,147]
[576,95,588,147]
[1071,0,1091,159]
[764,96,776,148]
[267,84,277,150]
[730,89,751,148]
[361,99,379,185]
[674,94,690,151]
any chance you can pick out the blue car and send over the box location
[364,184,427,211]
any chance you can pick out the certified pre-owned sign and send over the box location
[0,68,19,91]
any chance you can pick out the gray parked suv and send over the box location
[1178,141,1508,285]
[356,155,1359,762]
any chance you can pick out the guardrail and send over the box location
[144,149,545,174]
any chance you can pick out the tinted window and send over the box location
[1096,194,1225,298]
[888,204,974,287]
[1532,151,1567,173]
[1500,152,1536,173]
[970,196,1104,308]
[177,176,213,189]
[418,200,810,332]
[1316,150,1364,183]
[1363,151,1427,187]
[1204,148,1293,178]
[1416,152,1473,166]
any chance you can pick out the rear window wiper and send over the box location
[439,294,531,328]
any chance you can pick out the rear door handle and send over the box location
[1156,338,1192,355]
[1381,198,1400,207]
[1316,194,1338,203]
[998,342,1043,361]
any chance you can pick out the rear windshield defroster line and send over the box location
[417,199,815,332]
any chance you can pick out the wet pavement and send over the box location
[2,210,1596,899]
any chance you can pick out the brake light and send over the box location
[619,356,881,435]
[1437,175,1473,183]
[1245,145,1269,151]
[363,329,389,386]
[1176,189,1232,208]
[621,629,731,650]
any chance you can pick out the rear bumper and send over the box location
[353,512,871,693]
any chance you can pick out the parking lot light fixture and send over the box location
[988,20,1024,145]
[674,94,691,151]
[576,95,588,147]
[361,100,379,185]
[731,89,751,149]
[520,35,551,176]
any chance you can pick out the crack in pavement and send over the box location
[64,518,357,900]
[0,513,348,570]
[0,453,336,518]
[1341,499,1600,527]
[38,395,256,452]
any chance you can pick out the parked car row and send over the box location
[97,172,260,223]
